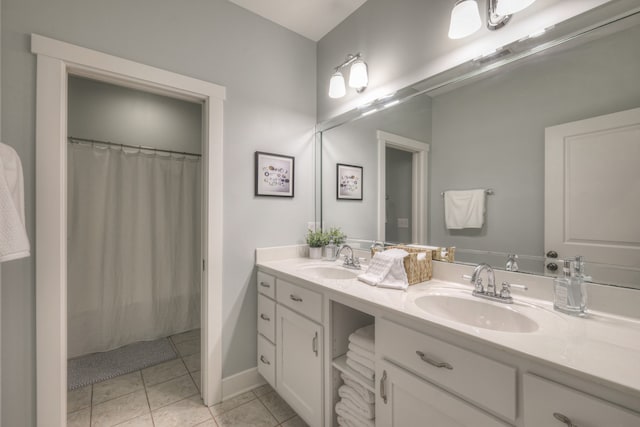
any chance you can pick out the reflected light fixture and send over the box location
[328,53,368,99]
[449,0,537,39]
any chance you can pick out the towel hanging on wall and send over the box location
[444,189,486,229]
[0,142,30,262]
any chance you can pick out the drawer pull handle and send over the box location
[312,332,319,356]
[259,282,270,288]
[260,313,270,322]
[553,413,578,427]
[260,355,271,366]
[290,294,303,302]
[416,351,453,370]
[380,370,388,404]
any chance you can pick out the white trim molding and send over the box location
[221,368,267,400]
[32,34,225,426]
[376,130,429,244]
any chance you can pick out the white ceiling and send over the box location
[228,0,369,41]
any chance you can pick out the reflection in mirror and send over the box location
[319,11,640,289]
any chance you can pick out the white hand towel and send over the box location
[357,252,393,286]
[358,249,409,289]
[347,350,374,371]
[444,189,486,229]
[348,342,374,364]
[335,401,375,427]
[338,385,375,419]
[0,142,30,262]
[348,324,375,353]
[346,357,375,381]
[341,372,375,404]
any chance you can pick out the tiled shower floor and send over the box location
[67,329,307,427]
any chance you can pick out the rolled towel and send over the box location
[341,395,374,420]
[341,373,375,404]
[348,342,374,364]
[337,415,355,427]
[335,401,375,427]
[348,324,374,353]
[339,385,375,419]
[347,350,374,371]
[346,357,375,381]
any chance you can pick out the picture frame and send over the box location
[255,151,295,197]
[337,163,363,200]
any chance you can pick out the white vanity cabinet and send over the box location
[256,270,324,427]
[523,374,640,427]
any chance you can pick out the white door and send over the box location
[545,107,640,286]
[276,305,323,427]
[376,361,509,427]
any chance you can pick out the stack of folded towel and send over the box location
[336,324,376,427]
[357,248,409,290]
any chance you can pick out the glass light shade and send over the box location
[348,60,369,89]
[495,0,536,16]
[448,0,482,39]
[328,71,346,98]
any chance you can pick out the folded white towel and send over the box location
[444,189,486,229]
[346,357,375,381]
[347,350,374,371]
[339,385,375,419]
[341,372,375,404]
[0,142,30,262]
[348,342,374,364]
[348,324,375,353]
[358,249,409,289]
[357,252,393,286]
[335,401,375,427]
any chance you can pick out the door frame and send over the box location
[32,34,225,425]
[376,130,429,244]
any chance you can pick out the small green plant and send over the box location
[306,229,330,248]
[327,227,347,246]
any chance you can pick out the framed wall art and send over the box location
[255,151,295,197]
[337,163,363,200]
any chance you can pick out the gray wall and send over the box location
[68,76,203,153]
[316,0,611,122]
[1,1,316,425]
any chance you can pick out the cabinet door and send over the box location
[276,305,323,427]
[376,361,510,427]
[524,374,640,427]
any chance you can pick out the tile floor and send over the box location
[67,329,308,427]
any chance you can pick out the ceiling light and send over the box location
[329,71,346,99]
[328,53,369,99]
[448,0,482,39]
[495,0,536,16]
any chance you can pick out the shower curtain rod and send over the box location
[68,136,202,157]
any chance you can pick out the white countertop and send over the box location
[257,256,640,397]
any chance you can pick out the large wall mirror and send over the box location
[318,6,640,289]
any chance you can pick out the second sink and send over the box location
[301,265,359,281]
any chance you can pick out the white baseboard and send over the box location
[221,367,266,400]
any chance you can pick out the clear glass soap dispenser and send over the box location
[325,238,337,261]
[554,259,587,316]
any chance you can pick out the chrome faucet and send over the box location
[464,263,527,304]
[338,245,360,269]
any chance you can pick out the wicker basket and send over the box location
[371,245,433,285]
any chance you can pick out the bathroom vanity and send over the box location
[256,246,640,427]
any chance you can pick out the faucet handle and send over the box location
[500,281,528,298]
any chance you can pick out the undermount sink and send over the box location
[414,292,539,333]
[301,265,359,280]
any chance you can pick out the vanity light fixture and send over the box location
[449,0,537,39]
[328,53,368,99]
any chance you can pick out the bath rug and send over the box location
[68,337,177,390]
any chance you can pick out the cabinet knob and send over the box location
[546,250,559,258]
[260,313,270,322]
[290,294,303,302]
[259,282,270,288]
[260,355,270,366]
[546,262,558,272]
[553,412,577,427]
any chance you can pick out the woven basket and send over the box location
[371,245,433,285]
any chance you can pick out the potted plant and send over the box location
[306,229,329,259]
[327,227,347,246]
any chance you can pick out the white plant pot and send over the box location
[309,247,323,259]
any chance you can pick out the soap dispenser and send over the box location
[553,259,586,316]
[325,238,337,261]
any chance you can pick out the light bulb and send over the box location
[495,0,536,16]
[328,71,346,98]
[448,0,482,39]
[348,59,368,89]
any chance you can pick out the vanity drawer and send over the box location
[277,279,322,323]
[257,271,275,299]
[257,334,276,388]
[378,318,516,422]
[258,294,276,343]
[523,374,640,427]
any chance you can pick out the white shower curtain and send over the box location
[67,143,201,358]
